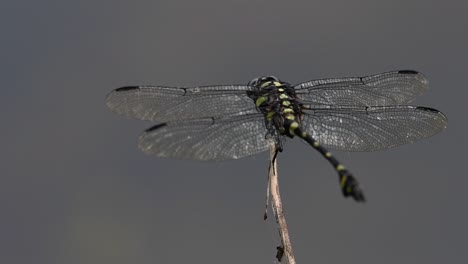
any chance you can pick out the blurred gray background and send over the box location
[1,0,467,263]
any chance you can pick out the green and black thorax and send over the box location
[247,76,304,143]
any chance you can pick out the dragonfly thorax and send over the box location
[247,77,303,141]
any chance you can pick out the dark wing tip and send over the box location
[415,106,443,114]
[144,123,168,132]
[105,86,140,109]
[398,70,420,75]
[115,86,140,92]
[416,106,448,125]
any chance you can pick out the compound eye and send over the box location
[268,76,279,82]
[248,76,280,87]
[248,77,260,86]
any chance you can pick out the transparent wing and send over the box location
[294,70,428,106]
[138,114,270,161]
[301,106,447,151]
[106,85,257,122]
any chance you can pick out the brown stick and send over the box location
[269,143,296,264]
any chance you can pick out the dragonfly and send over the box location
[106,70,447,202]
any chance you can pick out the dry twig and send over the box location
[268,142,296,264]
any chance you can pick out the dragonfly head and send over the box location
[248,76,280,88]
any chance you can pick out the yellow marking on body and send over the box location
[340,175,347,187]
[301,131,307,138]
[278,88,284,92]
[325,152,332,158]
[336,164,345,171]
[261,81,271,88]
[285,114,295,120]
[279,94,288,99]
[282,101,291,106]
[274,81,281,87]
[266,111,275,120]
[289,121,299,135]
[283,108,294,114]
[255,96,267,107]
[313,141,320,148]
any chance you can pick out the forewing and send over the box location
[138,114,269,160]
[106,85,256,121]
[295,70,428,106]
[301,106,447,151]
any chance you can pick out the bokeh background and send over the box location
[2,0,467,263]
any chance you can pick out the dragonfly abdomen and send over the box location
[283,119,366,202]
